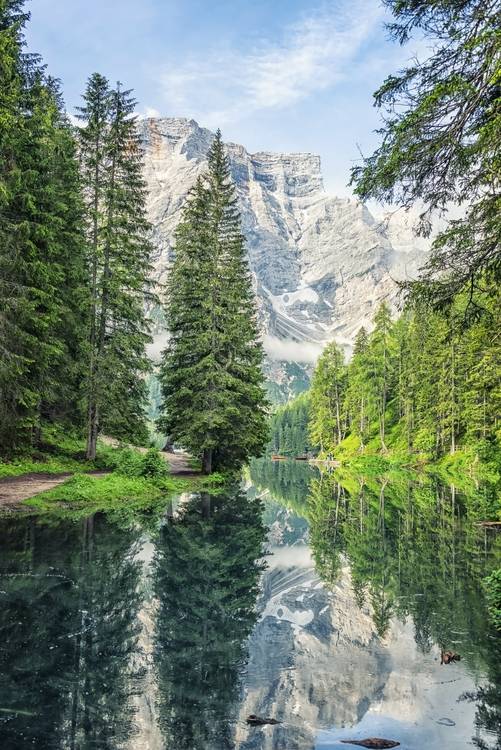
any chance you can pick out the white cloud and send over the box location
[263,335,323,364]
[158,0,384,126]
[150,332,322,365]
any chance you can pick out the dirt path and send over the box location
[162,450,195,475]
[0,470,108,507]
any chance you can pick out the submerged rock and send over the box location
[441,650,461,664]
[340,739,400,749]
[246,714,281,726]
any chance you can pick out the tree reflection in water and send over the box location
[251,457,501,750]
[152,486,266,750]
[0,514,144,750]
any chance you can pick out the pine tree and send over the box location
[368,304,395,450]
[309,341,346,455]
[307,285,500,462]
[0,2,88,451]
[351,0,500,307]
[77,76,154,458]
[158,131,268,473]
[345,327,371,447]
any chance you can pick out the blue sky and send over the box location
[26,0,426,196]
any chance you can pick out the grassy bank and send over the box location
[25,473,186,518]
[324,427,501,485]
[25,467,226,521]
[0,426,227,515]
[0,426,120,478]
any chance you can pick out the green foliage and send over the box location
[0,1,89,453]
[76,74,155,457]
[351,0,500,307]
[309,341,347,454]
[268,391,311,456]
[25,472,186,517]
[0,428,122,477]
[484,569,501,631]
[158,131,269,473]
[308,286,501,469]
[115,447,169,478]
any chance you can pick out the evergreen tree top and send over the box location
[0,0,29,32]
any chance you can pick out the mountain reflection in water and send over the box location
[0,463,499,749]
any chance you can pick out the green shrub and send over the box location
[412,427,435,456]
[115,448,143,477]
[140,448,169,478]
[115,447,169,478]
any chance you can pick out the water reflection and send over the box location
[249,458,501,750]
[0,465,499,750]
[0,515,144,750]
[153,487,266,749]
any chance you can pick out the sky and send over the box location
[26,0,427,197]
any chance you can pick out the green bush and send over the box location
[115,448,143,477]
[412,427,435,456]
[484,569,501,631]
[140,448,169,478]
[115,447,169,479]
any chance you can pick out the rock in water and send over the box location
[340,739,400,749]
[246,714,281,726]
[139,117,430,398]
[441,650,461,664]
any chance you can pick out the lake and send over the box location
[0,460,499,749]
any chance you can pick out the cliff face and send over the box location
[140,117,427,395]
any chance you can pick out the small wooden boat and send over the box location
[294,455,309,461]
[271,455,287,460]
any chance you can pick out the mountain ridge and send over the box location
[140,117,428,398]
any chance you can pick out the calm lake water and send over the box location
[0,460,500,749]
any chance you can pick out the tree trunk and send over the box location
[85,113,103,461]
[86,402,99,460]
[202,448,213,475]
[335,385,342,445]
[380,343,387,450]
[86,115,117,459]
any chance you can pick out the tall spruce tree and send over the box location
[77,76,154,458]
[158,131,268,473]
[0,1,88,452]
[368,303,395,450]
[345,327,371,447]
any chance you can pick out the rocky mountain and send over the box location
[140,117,428,399]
